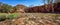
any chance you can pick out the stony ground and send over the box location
[0,13,60,25]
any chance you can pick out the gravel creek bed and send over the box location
[0,13,60,25]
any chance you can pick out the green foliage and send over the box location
[0,2,28,13]
[47,0,53,4]
[0,13,19,21]
[0,2,12,13]
[4,8,11,13]
[0,14,6,21]
[48,0,51,2]
[7,13,19,19]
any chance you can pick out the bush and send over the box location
[0,13,19,21]
[0,14,6,21]
[7,13,19,20]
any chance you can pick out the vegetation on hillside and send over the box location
[0,2,27,13]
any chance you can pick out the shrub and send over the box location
[0,14,6,21]
[7,13,19,20]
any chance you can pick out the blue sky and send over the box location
[0,0,47,6]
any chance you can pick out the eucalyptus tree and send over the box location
[43,0,54,12]
[47,0,54,13]
[43,0,51,12]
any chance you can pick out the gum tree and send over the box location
[47,0,54,13]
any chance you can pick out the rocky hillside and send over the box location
[25,2,60,13]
